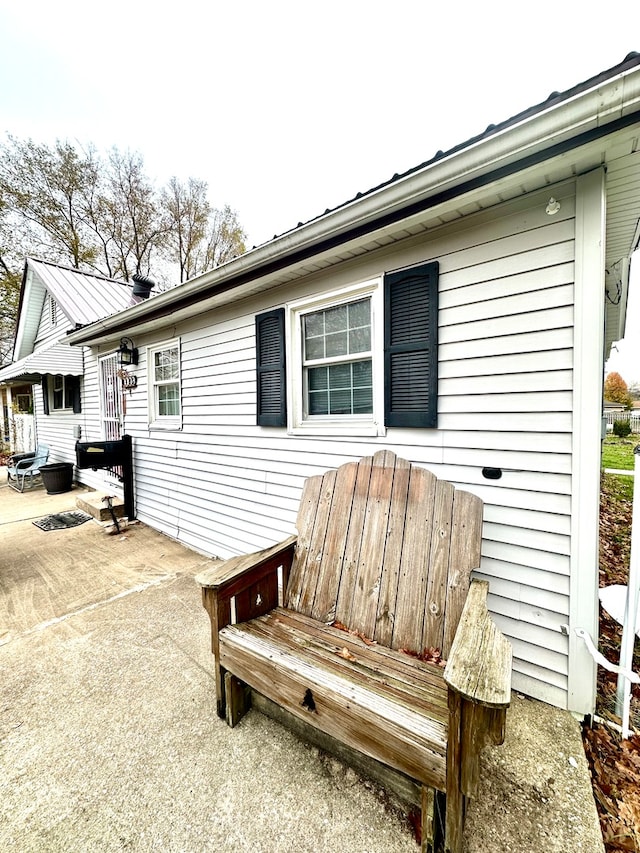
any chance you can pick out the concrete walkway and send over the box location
[0,479,604,852]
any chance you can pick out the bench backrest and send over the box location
[285,450,483,657]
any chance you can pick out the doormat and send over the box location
[33,511,93,532]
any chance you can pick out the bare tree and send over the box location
[203,204,246,270]
[0,134,249,340]
[102,148,167,280]
[0,135,99,269]
[161,176,210,283]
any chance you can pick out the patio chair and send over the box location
[7,444,50,492]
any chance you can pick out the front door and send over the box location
[99,354,123,488]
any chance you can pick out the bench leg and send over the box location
[446,691,465,853]
[421,786,435,852]
[200,588,232,719]
[224,672,251,728]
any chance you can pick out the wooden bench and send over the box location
[196,451,511,852]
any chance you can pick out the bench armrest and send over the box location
[195,534,297,599]
[444,579,511,708]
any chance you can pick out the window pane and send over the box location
[329,388,352,414]
[348,299,369,328]
[304,312,324,339]
[308,367,328,391]
[328,363,351,387]
[158,382,180,416]
[305,335,325,360]
[155,348,179,381]
[352,359,372,385]
[353,386,373,413]
[308,389,329,415]
[325,331,348,357]
[349,325,371,353]
[324,305,347,334]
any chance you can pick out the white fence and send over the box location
[10,413,35,453]
[604,411,640,433]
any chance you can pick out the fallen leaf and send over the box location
[336,647,357,662]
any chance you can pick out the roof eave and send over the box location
[67,63,640,347]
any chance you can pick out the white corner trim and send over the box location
[568,167,606,715]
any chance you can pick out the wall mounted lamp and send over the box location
[118,337,139,366]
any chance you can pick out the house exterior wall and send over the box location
[82,183,592,712]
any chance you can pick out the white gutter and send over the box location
[68,63,640,348]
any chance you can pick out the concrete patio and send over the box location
[0,477,604,852]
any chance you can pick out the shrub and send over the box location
[613,419,632,438]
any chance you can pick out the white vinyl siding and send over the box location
[89,184,583,712]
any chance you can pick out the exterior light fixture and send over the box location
[118,337,138,366]
[545,197,561,215]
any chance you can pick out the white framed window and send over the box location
[148,339,182,429]
[287,279,385,436]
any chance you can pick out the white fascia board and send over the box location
[13,268,45,361]
[67,67,640,349]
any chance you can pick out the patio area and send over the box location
[0,477,604,852]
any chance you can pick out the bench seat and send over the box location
[219,607,448,790]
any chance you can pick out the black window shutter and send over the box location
[256,308,287,427]
[68,376,82,413]
[384,261,439,428]
[41,375,50,415]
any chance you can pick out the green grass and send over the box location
[601,435,640,471]
[601,436,640,502]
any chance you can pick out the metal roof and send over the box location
[27,259,135,326]
[13,259,135,361]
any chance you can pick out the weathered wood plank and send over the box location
[444,580,512,708]
[421,479,455,654]
[347,457,395,639]
[445,689,464,853]
[309,461,359,622]
[374,459,411,646]
[297,468,339,615]
[422,785,435,853]
[391,467,438,652]
[201,588,231,718]
[442,489,483,656]
[285,474,324,609]
[334,456,374,625]
[196,535,296,593]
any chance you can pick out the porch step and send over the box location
[76,492,126,522]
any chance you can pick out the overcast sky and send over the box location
[1,0,639,379]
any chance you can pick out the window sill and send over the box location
[289,419,385,438]
[148,420,182,431]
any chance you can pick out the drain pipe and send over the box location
[563,624,640,738]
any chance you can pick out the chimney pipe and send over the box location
[131,273,155,300]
